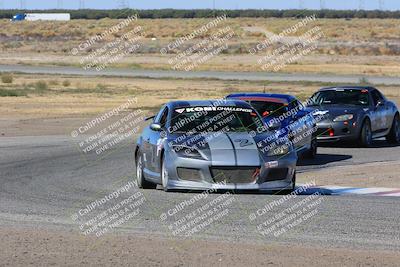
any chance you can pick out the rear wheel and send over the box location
[279,172,296,195]
[359,119,372,147]
[136,152,156,189]
[386,114,400,144]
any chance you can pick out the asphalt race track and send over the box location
[1,135,399,252]
[1,64,400,85]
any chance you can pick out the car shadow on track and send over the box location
[318,139,400,149]
[297,153,352,167]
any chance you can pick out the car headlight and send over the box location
[333,114,354,122]
[267,143,291,157]
[172,145,205,160]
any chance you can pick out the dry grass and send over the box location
[1,17,399,76]
[0,73,399,119]
[0,18,399,55]
[1,18,399,42]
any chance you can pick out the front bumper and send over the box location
[165,151,297,191]
[315,120,360,142]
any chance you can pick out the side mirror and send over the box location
[150,123,162,131]
[145,115,155,121]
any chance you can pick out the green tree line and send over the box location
[1,9,400,19]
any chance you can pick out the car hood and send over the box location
[307,105,366,120]
[168,131,279,166]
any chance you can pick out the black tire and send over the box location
[160,154,170,192]
[359,119,372,147]
[136,151,156,189]
[305,138,318,159]
[278,172,296,195]
[386,114,400,144]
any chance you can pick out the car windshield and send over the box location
[248,101,287,117]
[309,89,370,106]
[170,106,265,133]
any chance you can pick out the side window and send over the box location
[159,107,169,128]
[376,90,385,101]
[294,100,304,111]
[371,90,384,106]
[154,105,166,123]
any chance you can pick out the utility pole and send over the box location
[359,0,365,10]
[212,0,216,17]
[79,0,85,9]
[117,0,129,9]
[0,0,4,10]
[20,0,26,9]
[320,0,326,9]
[299,0,305,9]
[379,0,385,10]
[57,0,63,9]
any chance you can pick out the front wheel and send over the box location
[136,152,156,189]
[161,154,170,192]
[278,172,296,195]
[386,114,400,144]
[305,138,318,159]
[359,119,372,147]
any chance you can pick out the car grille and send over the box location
[177,168,202,181]
[316,128,331,137]
[265,168,289,181]
[211,167,260,184]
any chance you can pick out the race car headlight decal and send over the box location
[333,114,354,122]
[172,145,206,160]
[267,143,291,157]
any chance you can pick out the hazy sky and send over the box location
[2,0,399,11]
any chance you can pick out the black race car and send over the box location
[307,86,400,147]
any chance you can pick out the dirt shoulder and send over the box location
[1,227,399,267]
[297,160,400,188]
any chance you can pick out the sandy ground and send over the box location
[1,227,399,267]
[1,52,400,76]
[298,160,400,188]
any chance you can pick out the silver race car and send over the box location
[135,100,297,192]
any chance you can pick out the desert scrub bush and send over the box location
[49,80,59,85]
[1,73,13,84]
[34,80,48,92]
[62,80,71,87]
[359,77,370,85]
[96,83,108,91]
[0,88,27,97]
